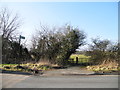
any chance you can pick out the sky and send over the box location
[0,2,118,50]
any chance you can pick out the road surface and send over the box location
[1,66,119,88]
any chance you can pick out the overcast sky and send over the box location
[0,2,118,50]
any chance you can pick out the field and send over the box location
[69,54,91,63]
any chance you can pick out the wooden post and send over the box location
[76,57,78,65]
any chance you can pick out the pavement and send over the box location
[1,66,119,88]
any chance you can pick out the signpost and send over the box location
[19,35,25,45]
[20,35,25,39]
[19,35,25,62]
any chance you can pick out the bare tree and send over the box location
[0,8,20,41]
[0,8,22,63]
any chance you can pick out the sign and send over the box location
[20,35,25,39]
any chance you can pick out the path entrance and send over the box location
[42,66,95,76]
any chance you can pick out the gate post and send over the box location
[76,57,78,65]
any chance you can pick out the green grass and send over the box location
[70,54,91,58]
[69,54,91,63]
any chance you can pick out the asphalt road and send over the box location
[2,73,29,88]
[2,74,118,88]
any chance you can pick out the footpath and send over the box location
[42,66,95,76]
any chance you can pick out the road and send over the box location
[2,73,29,88]
[1,66,119,88]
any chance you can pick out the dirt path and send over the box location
[42,66,95,76]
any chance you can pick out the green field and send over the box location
[69,54,91,63]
